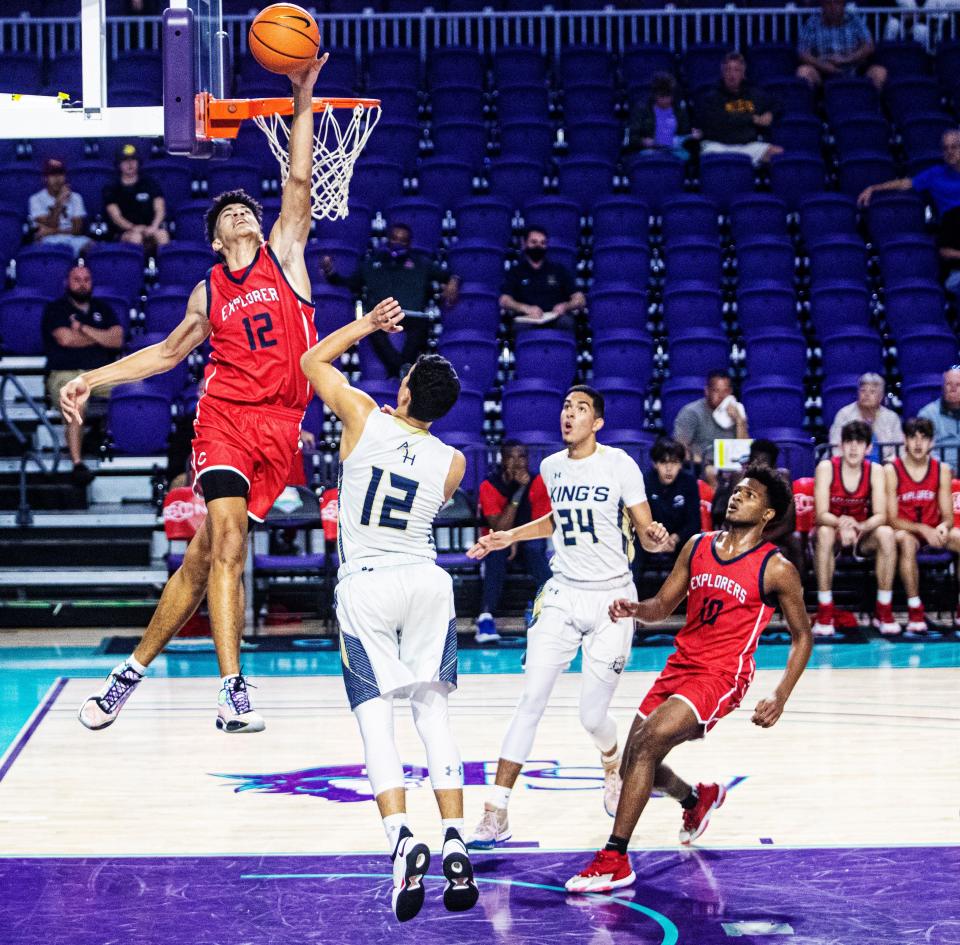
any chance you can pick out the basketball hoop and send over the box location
[196,93,381,221]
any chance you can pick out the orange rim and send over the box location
[195,91,381,139]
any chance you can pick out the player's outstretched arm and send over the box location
[608,534,695,623]
[60,281,211,425]
[466,512,555,560]
[751,555,813,728]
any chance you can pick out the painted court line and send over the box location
[0,676,66,784]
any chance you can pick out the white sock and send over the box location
[125,656,148,675]
[907,596,921,609]
[877,590,893,605]
[441,818,465,841]
[817,591,833,605]
[221,674,239,686]
[488,784,512,810]
[383,813,408,854]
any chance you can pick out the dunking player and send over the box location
[466,386,670,849]
[300,304,479,923]
[61,57,329,733]
[566,467,812,893]
[885,416,960,633]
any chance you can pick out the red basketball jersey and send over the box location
[674,532,779,676]
[893,456,941,527]
[828,456,872,522]
[202,244,317,414]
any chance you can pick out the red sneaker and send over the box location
[906,605,927,633]
[564,849,636,893]
[873,601,901,635]
[812,602,835,637]
[680,782,726,845]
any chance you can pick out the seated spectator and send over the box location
[104,142,171,255]
[42,265,123,484]
[918,367,960,467]
[796,0,888,91]
[885,416,960,635]
[474,439,552,644]
[699,51,782,166]
[499,226,586,332]
[322,222,458,377]
[626,72,701,161]
[828,372,904,461]
[858,130,960,295]
[813,420,898,636]
[28,158,89,257]
[639,437,700,569]
[673,370,749,483]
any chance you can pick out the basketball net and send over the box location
[253,102,381,221]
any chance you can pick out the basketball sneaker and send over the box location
[392,829,431,922]
[565,849,636,894]
[812,602,835,637]
[474,613,501,644]
[603,766,622,818]
[78,661,143,730]
[680,782,726,845]
[216,673,265,733]
[872,602,901,635]
[441,829,479,913]
[905,604,928,634]
[466,805,511,850]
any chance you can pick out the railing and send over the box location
[0,6,954,60]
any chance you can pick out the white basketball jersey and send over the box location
[338,409,454,565]
[540,444,648,584]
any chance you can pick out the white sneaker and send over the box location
[811,621,836,637]
[216,674,265,733]
[78,662,143,731]
[441,830,479,913]
[603,766,622,818]
[466,805,511,850]
[392,831,431,922]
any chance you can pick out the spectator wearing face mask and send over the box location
[321,222,459,378]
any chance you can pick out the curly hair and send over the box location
[205,189,264,244]
[741,464,792,523]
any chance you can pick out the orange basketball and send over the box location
[249,3,321,76]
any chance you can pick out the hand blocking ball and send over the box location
[249,3,321,75]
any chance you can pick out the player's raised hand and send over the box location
[467,531,514,560]
[367,297,404,333]
[609,598,639,621]
[60,376,90,425]
[751,694,785,728]
[289,51,329,93]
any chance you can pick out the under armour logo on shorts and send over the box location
[609,656,625,675]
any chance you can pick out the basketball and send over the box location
[249,3,321,76]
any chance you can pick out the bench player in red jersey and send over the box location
[885,416,960,633]
[61,55,330,734]
[812,419,898,636]
[566,465,812,894]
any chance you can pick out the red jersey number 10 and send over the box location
[242,312,278,351]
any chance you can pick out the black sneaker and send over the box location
[391,828,430,922]
[441,828,479,913]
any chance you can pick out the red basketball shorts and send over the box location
[638,658,752,735]
[191,396,302,522]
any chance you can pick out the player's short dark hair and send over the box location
[749,438,780,465]
[205,189,263,244]
[566,384,604,419]
[706,369,732,386]
[903,416,934,439]
[406,353,461,423]
[522,225,547,241]
[742,464,792,522]
[651,437,685,463]
[841,420,873,445]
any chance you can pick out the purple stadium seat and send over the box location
[16,244,75,296]
[821,374,860,425]
[0,209,25,269]
[699,154,755,212]
[741,377,806,430]
[729,194,789,242]
[663,286,723,333]
[592,329,654,389]
[351,160,405,212]
[839,153,897,199]
[557,46,615,89]
[736,240,795,288]
[447,241,506,290]
[880,237,940,287]
[65,163,114,220]
[312,286,359,333]
[373,87,420,126]
[496,84,550,125]
[385,199,444,254]
[173,201,210,243]
[556,159,615,211]
[454,198,514,246]
[736,286,798,335]
[752,426,815,478]
[369,48,420,90]
[83,243,146,303]
[428,48,484,91]
[314,203,371,251]
[143,159,195,215]
[442,288,501,336]
[363,121,422,172]
[799,193,858,245]
[111,51,162,89]
[669,329,729,378]
[810,284,873,333]
[3,53,43,93]
[897,329,958,378]
[563,85,617,123]
[0,167,42,212]
[587,286,649,332]
[592,243,650,289]
[622,44,675,92]
[429,387,486,439]
[935,40,960,90]
[156,242,218,291]
[95,291,133,335]
[661,195,720,244]
[545,242,578,274]
[833,116,890,157]
[592,198,650,245]
[108,383,172,455]
[487,159,546,210]
[770,155,827,212]
[682,44,728,93]
[809,237,869,287]
[874,41,930,76]
[304,243,361,284]
[592,378,647,433]
[885,283,948,335]
[418,160,476,208]
[771,114,823,154]
[206,161,263,202]
[494,47,547,89]
[824,77,882,122]
[663,240,722,288]
[438,330,500,393]
[901,377,943,419]
[661,376,705,431]
[0,290,47,356]
[432,121,489,165]
[627,155,686,213]
[901,114,953,163]
[357,339,392,382]
[501,379,564,439]
[44,51,82,94]
[762,77,816,115]
[866,192,928,245]
[144,289,189,335]
[522,197,581,248]
[30,139,91,171]
[565,120,623,161]
[514,330,578,386]
[819,325,884,378]
[746,44,797,83]
[499,121,555,165]
[745,328,807,381]
[355,378,399,405]
[110,87,163,107]
[884,78,942,123]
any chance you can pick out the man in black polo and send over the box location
[500,226,586,332]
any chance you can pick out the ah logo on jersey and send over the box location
[397,441,416,465]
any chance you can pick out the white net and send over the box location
[253,101,381,221]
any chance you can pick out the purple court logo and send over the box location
[212,761,745,803]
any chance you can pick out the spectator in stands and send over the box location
[858,129,960,295]
[699,51,782,166]
[474,439,552,644]
[673,369,749,481]
[884,416,960,636]
[104,142,171,255]
[625,72,701,161]
[322,222,458,377]
[42,265,123,484]
[796,0,888,91]
[813,419,899,637]
[828,372,904,461]
[500,226,586,332]
[28,159,89,257]
[640,437,700,567]
[919,366,960,467]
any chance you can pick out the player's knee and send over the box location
[578,701,607,737]
[875,525,895,553]
[796,64,819,86]
[515,682,551,722]
[895,530,916,553]
[209,527,246,569]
